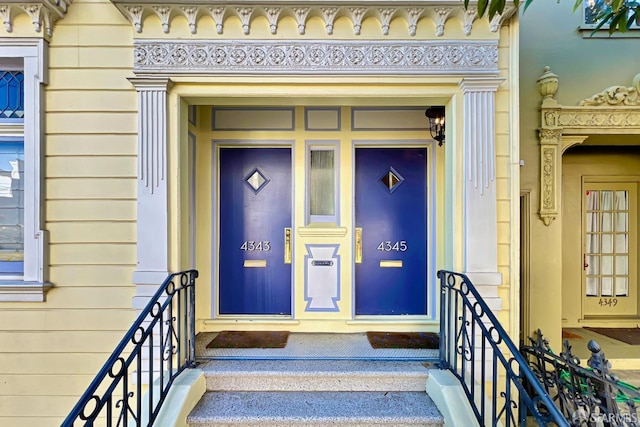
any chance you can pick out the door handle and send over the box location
[355,227,362,264]
[284,227,292,264]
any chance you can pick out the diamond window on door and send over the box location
[585,190,629,297]
[380,166,405,193]
[244,167,270,194]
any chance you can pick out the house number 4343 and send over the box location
[377,241,408,252]
[240,241,271,251]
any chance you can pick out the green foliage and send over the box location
[473,0,639,34]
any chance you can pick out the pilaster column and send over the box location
[459,78,504,297]
[129,77,172,308]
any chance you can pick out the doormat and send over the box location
[583,327,640,345]
[562,329,583,340]
[206,331,290,349]
[366,332,439,350]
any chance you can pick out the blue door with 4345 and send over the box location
[355,147,428,315]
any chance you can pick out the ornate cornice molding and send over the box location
[0,0,72,37]
[579,73,640,106]
[133,39,499,75]
[536,67,640,226]
[113,2,516,36]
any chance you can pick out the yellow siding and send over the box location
[49,243,136,265]
[47,178,136,198]
[0,0,137,424]
[46,91,137,112]
[0,309,136,330]
[0,374,97,395]
[48,222,136,243]
[48,200,136,221]
[47,112,138,134]
[0,331,131,353]
[47,156,136,177]
[0,353,119,375]
[49,46,134,68]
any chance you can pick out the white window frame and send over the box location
[0,39,50,302]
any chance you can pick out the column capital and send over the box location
[128,76,173,91]
[459,77,505,93]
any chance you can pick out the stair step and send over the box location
[187,391,444,427]
[200,359,433,392]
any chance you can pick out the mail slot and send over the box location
[312,260,334,267]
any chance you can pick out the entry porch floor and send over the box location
[195,332,439,362]
[563,327,640,387]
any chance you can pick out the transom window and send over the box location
[0,71,24,120]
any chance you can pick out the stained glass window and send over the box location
[0,71,24,120]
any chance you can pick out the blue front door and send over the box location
[355,148,428,315]
[218,147,292,315]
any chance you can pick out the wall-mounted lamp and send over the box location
[425,106,445,146]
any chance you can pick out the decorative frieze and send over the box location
[557,110,640,128]
[134,40,499,75]
[113,2,516,37]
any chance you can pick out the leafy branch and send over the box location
[469,0,640,34]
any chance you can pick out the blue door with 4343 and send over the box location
[218,147,292,315]
[355,147,428,315]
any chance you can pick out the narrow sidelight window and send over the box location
[308,146,337,223]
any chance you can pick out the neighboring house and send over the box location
[0,0,521,424]
[520,1,640,348]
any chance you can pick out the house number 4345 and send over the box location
[377,241,408,252]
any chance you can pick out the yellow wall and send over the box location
[0,0,137,425]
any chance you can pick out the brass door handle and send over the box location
[355,227,362,264]
[284,227,292,264]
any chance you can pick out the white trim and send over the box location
[129,77,172,292]
[0,39,50,301]
[459,77,504,281]
[508,16,521,342]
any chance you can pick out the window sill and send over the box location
[0,281,53,302]
[579,26,640,38]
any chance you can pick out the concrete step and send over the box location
[187,390,444,427]
[187,359,443,426]
[199,359,433,392]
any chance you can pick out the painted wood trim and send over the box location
[459,77,503,278]
[0,39,51,300]
[129,77,172,287]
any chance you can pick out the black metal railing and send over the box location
[522,330,640,427]
[438,270,568,426]
[62,269,198,427]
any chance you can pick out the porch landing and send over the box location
[563,327,640,387]
[195,332,439,361]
